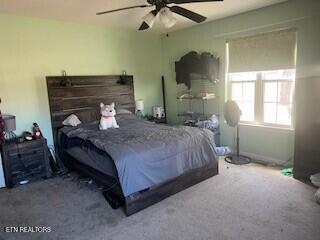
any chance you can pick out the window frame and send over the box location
[262,78,294,128]
[229,79,256,123]
[228,70,295,129]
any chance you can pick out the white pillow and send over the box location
[62,114,81,127]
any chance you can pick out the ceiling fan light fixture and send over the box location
[142,11,156,28]
[159,7,177,28]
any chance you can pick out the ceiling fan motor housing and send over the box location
[147,0,168,11]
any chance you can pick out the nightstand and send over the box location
[1,138,51,188]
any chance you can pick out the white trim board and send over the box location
[240,151,290,166]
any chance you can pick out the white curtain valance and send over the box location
[227,29,297,73]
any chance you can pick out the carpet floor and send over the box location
[0,159,319,240]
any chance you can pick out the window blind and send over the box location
[227,29,297,73]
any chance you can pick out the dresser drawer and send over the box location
[9,152,45,171]
[10,155,44,170]
[6,140,44,151]
[11,163,46,185]
[11,170,29,184]
[7,147,44,158]
[11,165,45,179]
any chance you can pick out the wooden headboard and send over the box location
[46,75,135,147]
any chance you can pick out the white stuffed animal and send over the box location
[99,102,119,130]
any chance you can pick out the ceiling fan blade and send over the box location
[167,0,223,4]
[170,6,206,23]
[138,10,158,31]
[97,5,152,15]
[138,22,150,31]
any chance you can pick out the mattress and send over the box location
[59,133,117,178]
[59,114,218,197]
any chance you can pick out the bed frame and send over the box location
[46,75,218,216]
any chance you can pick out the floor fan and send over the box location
[224,100,250,165]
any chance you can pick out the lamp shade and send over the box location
[135,99,144,112]
[142,11,156,28]
[159,7,177,28]
[3,114,16,132]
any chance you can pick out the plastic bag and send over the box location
[310,173,320,187]
[315,189,320,204]
[215,146,231,156]
[195,114,219,130]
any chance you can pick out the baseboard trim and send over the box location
[240,151,288,166]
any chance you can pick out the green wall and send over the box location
[161,0,320,164]
[0,14,163,146]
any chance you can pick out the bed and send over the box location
[47,75,218,215]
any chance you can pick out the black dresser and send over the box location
[1,138,51,188]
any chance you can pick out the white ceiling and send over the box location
[0,0,287,33]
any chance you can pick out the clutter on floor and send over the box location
[215,146,231,156]
[315,189,320,204]
[310,173,320,205]
[310,173,320,187]
[281,168,293,177]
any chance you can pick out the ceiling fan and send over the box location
[97,0,224,31]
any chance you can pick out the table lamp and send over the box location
[3,114,16,141]
[135,99,144,118]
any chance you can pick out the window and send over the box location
[230,72,256,122]
[226,29,297,128]
[229,69,295,127]
[262,69,295,125]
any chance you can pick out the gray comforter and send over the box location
[61,114,217,197]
